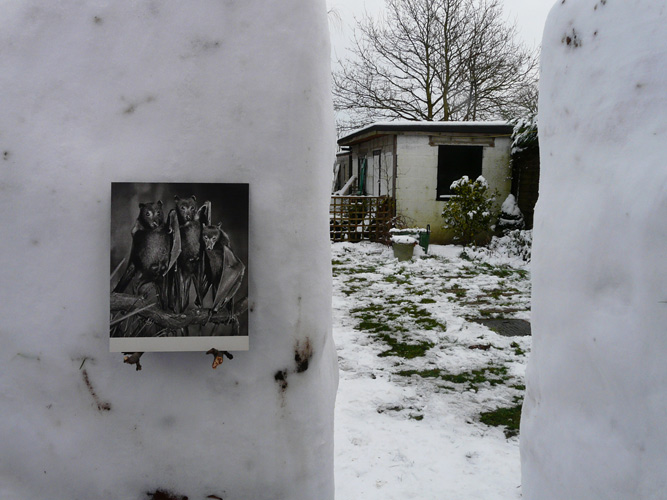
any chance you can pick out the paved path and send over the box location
[473,319,531,337]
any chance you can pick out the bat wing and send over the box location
[197,201,212,226]
[212,246,246,310]
[130,219,143,236]
[113,226,141,292]
[165,209,181,275]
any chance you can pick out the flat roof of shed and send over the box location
[338,121,514,146]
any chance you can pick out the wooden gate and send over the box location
[330,195,395,243]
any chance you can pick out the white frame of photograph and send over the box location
[110,182,249,352]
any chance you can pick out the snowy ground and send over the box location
[332,240,532,499]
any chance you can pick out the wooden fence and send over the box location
[330,195,395,243]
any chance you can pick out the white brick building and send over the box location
[335,121,514,243]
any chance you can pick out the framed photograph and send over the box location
[110,182,249,352]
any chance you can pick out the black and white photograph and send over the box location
[110,182,249,352]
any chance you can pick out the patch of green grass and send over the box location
[463,261,527,280]
[484,288,504,300]
[441,365,508,386]
[389,303,446,331]
[510,341,526,356]
[376,333,434,359]
[398,365,511,391]
[419,298,437,304]
[415,316,446,331]
[464,298,491,306]
[442,284,467,298]
[351,303,401,329]
[397,368,443,378]
[333,263,378,276]
[409,414,424,421]
[454,254,529,282]
[490,267,514,278]
[479,401,523,438]
[399,303,428,317]
[384,275,409,285]
[350,304,385,314]
[358,319,391,333]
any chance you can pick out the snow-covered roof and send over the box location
[338,120,514,146]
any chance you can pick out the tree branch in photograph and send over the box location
[111,292,247,331]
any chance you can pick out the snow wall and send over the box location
[0,1,338,499]
[522,1,667,499]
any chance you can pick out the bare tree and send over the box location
[333,0,538,132]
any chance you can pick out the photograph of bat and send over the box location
[110,182,248,352]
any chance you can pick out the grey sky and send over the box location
[327,0,555,62]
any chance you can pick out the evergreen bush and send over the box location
[497,194,525,234]
[441,176,498,246]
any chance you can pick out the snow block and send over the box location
[521,1,667,499]
[0,1,337,499]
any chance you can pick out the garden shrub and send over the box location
[497,194,525,234]
[441,176,498,246]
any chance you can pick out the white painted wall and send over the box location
[396,135,511,243]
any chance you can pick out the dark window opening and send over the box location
[436,145,484,199]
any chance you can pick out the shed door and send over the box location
[372,150,382,196]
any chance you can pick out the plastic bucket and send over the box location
[392,242,415,261]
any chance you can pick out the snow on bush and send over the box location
[462,230,532,266]
[521,1,667,499]
[511,114,538,155]
[442,175,497,246]
[497,194,525,234]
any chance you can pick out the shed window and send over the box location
[436,145,483,199]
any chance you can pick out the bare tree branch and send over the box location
[332,0,539,131]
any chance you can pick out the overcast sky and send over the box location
[327,0,556,62]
